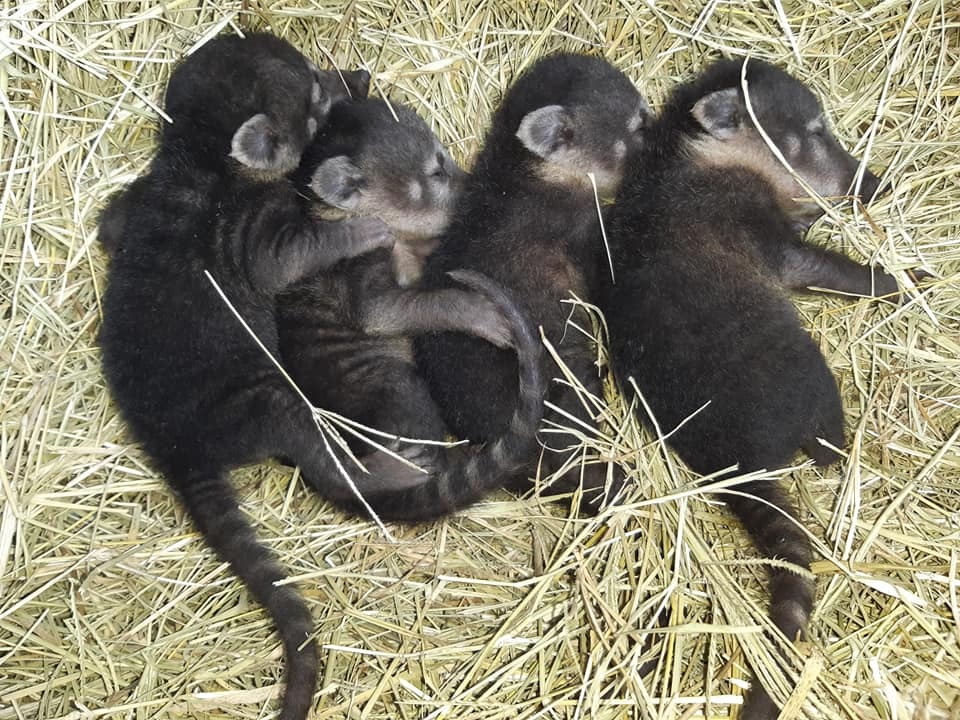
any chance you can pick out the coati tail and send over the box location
[357,269,545,521]
[176,471,317,720]
[722,479,814,719]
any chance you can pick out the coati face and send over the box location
[163,33,370,176]
[507,55,651,197]
[686,60,882,228]
[230,63,370,175]
[309,99,466,284]
[517,98,650,196]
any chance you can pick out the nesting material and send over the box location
[1,2,957,719]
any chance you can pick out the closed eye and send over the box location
[807,117,827,137]
[430,151,448,179]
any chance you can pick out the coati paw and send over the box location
[358,447,437,488]
[871,268,902,303]
[577,461,627,514]
[392,244,426,288]
[874,267,935,305]
[891,266,935,304]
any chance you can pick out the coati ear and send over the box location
[341,69,371,99]
[691,88,743,140]
[230,113,299,173]
[311,155,365,210]
[516,105,575,159]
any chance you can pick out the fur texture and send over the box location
[601,58,899,719]
[415,53,651,509]
[98,32,503,720]
[277,97,546,520]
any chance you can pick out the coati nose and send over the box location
[855,167,883,202]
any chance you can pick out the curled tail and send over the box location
[350,269,545,521]
[723,478,814,720]
[176,471,317,720]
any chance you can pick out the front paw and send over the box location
[871,267,901,301]
[393,243,425,288]
[876,266,932,304]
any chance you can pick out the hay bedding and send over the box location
[1,1,957,718]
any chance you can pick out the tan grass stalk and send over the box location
[1,2,956,719]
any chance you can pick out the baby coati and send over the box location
[98,33,538,720]
[276,96,546,514]
[601,58,900,720]
[415,53,652,507]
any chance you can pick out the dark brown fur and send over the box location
[275,97,546,519]
[602,58,899,719]
[415,53,652,510]
[98,33,540,720]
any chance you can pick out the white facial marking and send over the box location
[627,111,644,133]
[408,179,423,202]
[307,117,317,137]
[806,116,825,134]
[311,81,321,104]
[613,139,627,160]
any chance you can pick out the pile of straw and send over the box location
[2,2,956,718]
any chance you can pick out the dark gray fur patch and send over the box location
[601,57,899,720]
[276,97,546,523]
[415,52,651,511]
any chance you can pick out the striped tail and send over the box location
[176,471,317,720]
[723,479,814,720]
[355,269,545,521]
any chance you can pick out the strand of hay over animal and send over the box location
[1,2,957,719]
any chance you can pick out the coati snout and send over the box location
[686,60,882,228]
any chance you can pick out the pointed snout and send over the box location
[852,166,884,203]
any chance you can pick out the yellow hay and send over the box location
[1,2,957,719]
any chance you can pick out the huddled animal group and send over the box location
[98,29,908,720]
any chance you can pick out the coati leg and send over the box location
[350,363,454,480]
[779,243,899,298]
[359,286,514,349]
[244,213,394,294]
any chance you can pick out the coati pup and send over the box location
[276,97,546,497]
[415,53,652,507]
[98,33,540,720]
[601,58,901,719]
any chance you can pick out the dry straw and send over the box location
[1,1,957,719]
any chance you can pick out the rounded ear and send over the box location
[311,155,365,209]
[341,69,371,99]
[691,88,743,139]
[230,113,300,173]
[516,105,574,159]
